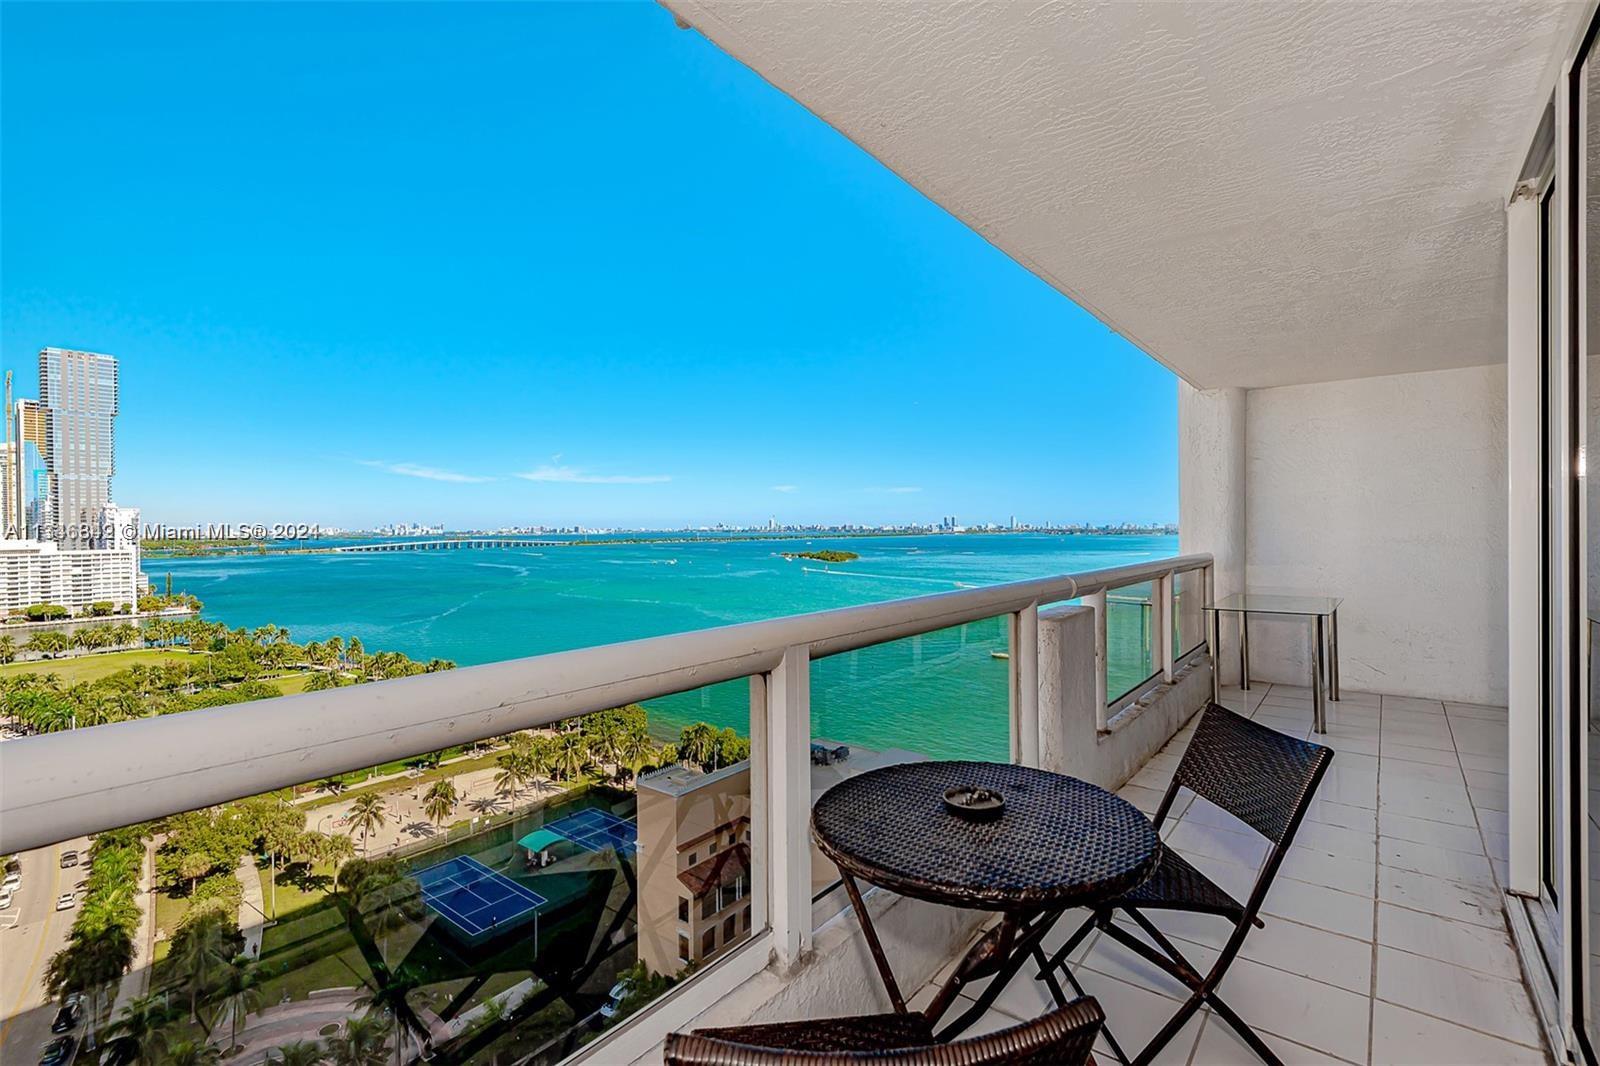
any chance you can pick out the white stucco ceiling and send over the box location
[665,1,1585,389]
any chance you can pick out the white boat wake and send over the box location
[801,567,979,589]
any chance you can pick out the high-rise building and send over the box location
[0,441,13,538]
[39,348,118,547]
[12,399,48,540]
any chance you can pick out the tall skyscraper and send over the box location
[13,399,48,539]
[39,348,118,547]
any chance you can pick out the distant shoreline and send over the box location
[144,528,1179,559]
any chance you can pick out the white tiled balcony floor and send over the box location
[908,684,1542,1065]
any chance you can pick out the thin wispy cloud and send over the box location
[770,484,798,493]
[515,465,671,485]
[359,460,495,484]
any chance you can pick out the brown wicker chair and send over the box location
[663,995,1104,1065]
[1035,704,1333,1066]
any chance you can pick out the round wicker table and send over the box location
[811,760,1160,1040]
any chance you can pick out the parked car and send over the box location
[50,1001,81,1034]
[38,1036,75,1066]
[0,887,14,909]
[58,851,77,869]
[55,893,74,911]
[2,871,20,891]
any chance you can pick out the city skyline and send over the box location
[1,2,1178,530]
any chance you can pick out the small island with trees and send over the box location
[779,549,859,563]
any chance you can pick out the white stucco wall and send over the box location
[1242,364,1508,704]
[1178,383,1246,686]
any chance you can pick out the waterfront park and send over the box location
[0,603,749,1064]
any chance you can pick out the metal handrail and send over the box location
[0,552,1210,853]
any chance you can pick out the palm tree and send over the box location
[494,751,534,804]
[77,888,139,944]
[44,925,134,1035]
[525,735,556,785]
[215,955,263,1051]
[347,794,388,857]
[105,993,176,1064]
[25,631,68,659]
[354,963,430,1066]
[678,723,718,770]
[268,1040,325,1066]
[306,670,341,692]
[170,914,235,1030]
[318,832,357,877]
[553,731,588,782]
[619,725,655,784]
[422,780,457,829]
[0,634,15,664]
[585,715,622,769]
[325,1012,388,1066]
[260,802,306,918]
[155,1037,223,1066]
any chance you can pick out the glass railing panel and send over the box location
[1106,582,1159,704]
[806,616,1011,922]
[1173,568,1207,660]
[0,686,760,1066]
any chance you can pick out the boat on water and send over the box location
[990,651,1010,660]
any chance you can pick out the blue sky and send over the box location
[0,2,1176,530]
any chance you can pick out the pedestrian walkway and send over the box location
[226,993,363,1064]
[236,856,266,957]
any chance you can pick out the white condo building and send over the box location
[0,538,142,614]
[2,350,145,613]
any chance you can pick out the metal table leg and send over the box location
[1329,609,1340,701]
[1208,610,1220,703]
[1239,612,1251,691]
[1312,614,1327,733]
[933,908,1065,1041]
[839,870,907,1013]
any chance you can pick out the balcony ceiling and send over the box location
[665,1,1583,389]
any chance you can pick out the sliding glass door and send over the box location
[1513,19,1598,1061]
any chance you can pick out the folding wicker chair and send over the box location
[1035,704,1333,1066]
[663,995,1104,1066]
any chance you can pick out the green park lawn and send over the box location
[0,647,313,696]
[259,858,339,920]
[267,671,316,695]
[0,647,202,684]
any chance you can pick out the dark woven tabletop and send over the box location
[812,760,1160,910]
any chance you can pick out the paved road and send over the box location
[0,838,89,1065]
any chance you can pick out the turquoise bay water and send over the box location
[155,534,1176,761]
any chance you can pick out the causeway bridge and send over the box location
[326,538,565,553]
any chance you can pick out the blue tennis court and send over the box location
[415,855,546,945]
[544,808,637,855]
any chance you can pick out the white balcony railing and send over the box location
[0,550,1212,1061]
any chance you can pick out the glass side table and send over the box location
[1203,593,1342,733]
